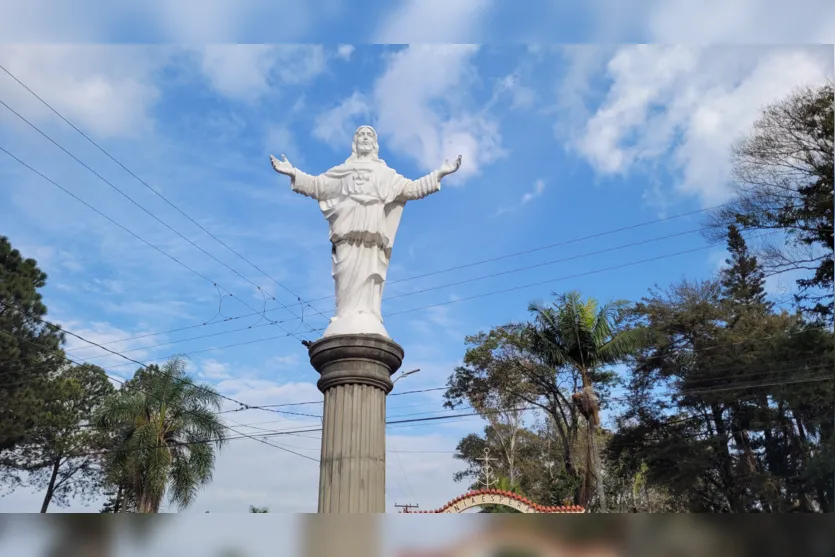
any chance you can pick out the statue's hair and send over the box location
[345,125,385,164]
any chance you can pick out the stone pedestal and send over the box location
[308,333,404,513]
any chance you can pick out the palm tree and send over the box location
[96,357,227,513]
[527,291,643,512]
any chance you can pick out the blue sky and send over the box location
[0,2,833,514]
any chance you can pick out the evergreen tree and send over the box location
[18,364,116,512]
[0,237,65,486]
[709,83,834,322]
[721,225,771,313]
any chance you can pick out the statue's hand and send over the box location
[437,155,463,179]
[270,154,295,177]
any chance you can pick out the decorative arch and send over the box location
[400,489,584,514]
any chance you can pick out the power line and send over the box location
[0,309,320,427]
[34,195,802,354]
[10,334,319,463]
[3,295,826,388]
[0,143,313,344]
[61,225,709,360]
[382,227,705,303]
[225,368,833,433]
[216,386,449,414]
[30,204,750,351]
[65,321,280,362]
[45,382,834,463]
[5,314,828,421]
[3,301,828,429]
[220,364,833,430]
[0,64,329,328]
[288,208,730,309]
[9,228,780,368]
[102,369,319,463]
[217,375,835,438]
[384,232,780,319]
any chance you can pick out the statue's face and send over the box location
[355,127,376,155]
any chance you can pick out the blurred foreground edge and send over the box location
[0,514,832,557]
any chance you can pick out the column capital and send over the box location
[308,333,404,394]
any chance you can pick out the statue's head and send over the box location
[347,125,383,163]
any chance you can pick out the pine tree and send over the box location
[0,237,65,454]
[720,224,772,319]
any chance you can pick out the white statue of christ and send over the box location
[270,125,462,338]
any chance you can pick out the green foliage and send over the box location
[0,236,65,456]
[10,364,116,512]
[248,505,269,513]
[721,224,771,317]
[709,82,834,322]
[526,291,643,511]
[446,291,642,510]
[96,358,227,513]
[527,291,645,390]
[609,225,833,512]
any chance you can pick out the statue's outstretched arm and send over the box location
[271,154,340,201]
[395,155,463,201]
[270,154,296,177]
[437,155,463,180]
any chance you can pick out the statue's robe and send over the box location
[291,159,440,337]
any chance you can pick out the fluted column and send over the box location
[308,334,404,513]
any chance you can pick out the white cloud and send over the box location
[269,353,300,368]
[10,243,84,275]
[312,91,371,148]
[372,45,505,184]
[495,179,545,216]
[57,320,166,370]
[572,46,832,205]
[0,1,323,42]
[409,299,465,342]
[152,1,313,42]
[216,377,321,408]
[0,45,164,138]
[199,45,278,101]
[495,73,535,110]
[643,0,835,43]
[198,45,327,102]
[521,179,545,205]
[375,0,494,42]
[315,45,504,183]
[0,1,119,42]
[264,123,305,167]
[201,358,232,380]
[156,1,253,42]
[336,44,355,60]
[553,45,620,141]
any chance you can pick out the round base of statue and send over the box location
[307,333,404,513]
[321,311,390,339]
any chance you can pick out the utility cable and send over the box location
[0,65,330,327]
[0,143,313,344]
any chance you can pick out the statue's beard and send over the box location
[357,145,374,157]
